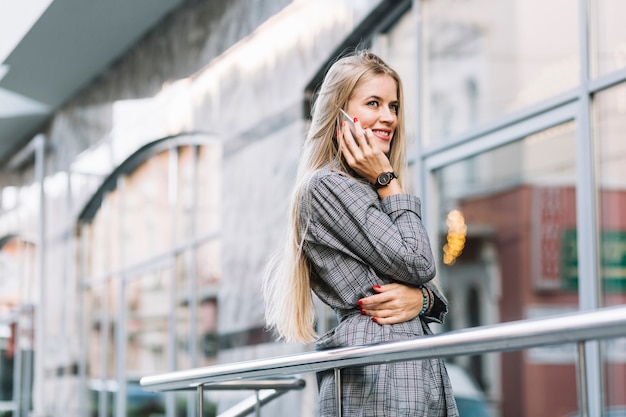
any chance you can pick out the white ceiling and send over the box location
[0,0,184,168]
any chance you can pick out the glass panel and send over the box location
[196,145,221,237]
[422,0,579,145]
[125,378,164,417]
[86,281,117,417]
[0,238,36,310]
[594,82,626,298]
[174,242,219,370]
[0,304,34,415]
[196,241,219,367]
[16,309,35,417]
[371,10,419,164]
[86,288,104,381]
[125,269,170,417]
[591,0,626,77]
[173,252,219,417]
[89,193,119,279]
[603,336,626,416]
[121,151,171,264]
[4,237,38,415]
[433,121,578,416]
[174,252,192,370]
[0,325,14,402]
[125,269,170,376]
[592,83,626,412]
[176,146,195,244]
[171,392,217,417]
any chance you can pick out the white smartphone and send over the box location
[338,109,366,141]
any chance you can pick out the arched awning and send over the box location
[76,131,220,224]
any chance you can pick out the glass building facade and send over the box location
[0,1,624,416]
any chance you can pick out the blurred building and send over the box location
[0,0,624,416]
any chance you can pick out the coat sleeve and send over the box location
[422,282,449,324]
[305,171,436,286]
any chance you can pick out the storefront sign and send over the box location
[561,229,626,292]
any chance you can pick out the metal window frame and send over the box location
[77,135,221,417]
[410,0,626,415]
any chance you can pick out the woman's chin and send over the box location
[375,141,391,154]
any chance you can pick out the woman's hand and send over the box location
[339,120,393,184]
[358,283,424,324]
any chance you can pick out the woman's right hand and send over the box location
[339,121,403,198]
[357,283,424,324]
[339,120,393,185]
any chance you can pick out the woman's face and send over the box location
[345,74,399,154]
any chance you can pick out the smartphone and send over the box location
[338,109,366,140]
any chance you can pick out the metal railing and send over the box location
[181,378,306,417]
[141,305,626,417]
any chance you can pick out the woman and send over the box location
[263,50,459,416]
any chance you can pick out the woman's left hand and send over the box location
[358,283,423,324]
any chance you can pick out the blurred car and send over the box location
[89,378,165,417]
[0,402,17,417]
[446,363,494,417]
[88,378,216,417]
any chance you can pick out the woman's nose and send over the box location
[379,107,395,122]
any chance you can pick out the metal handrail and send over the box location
[141,305,626,416]
[159,377,306,392]
[141,305,626,390]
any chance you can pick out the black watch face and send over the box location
[378,172,392,185]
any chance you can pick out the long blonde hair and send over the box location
[263,50,408,343]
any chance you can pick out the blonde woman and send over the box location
[264,50,458,416]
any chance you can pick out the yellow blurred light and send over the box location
[442,209,467,265]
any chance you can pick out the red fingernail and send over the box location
[372,317,378,323]
[373,285,381,289]
[353,117,359,122]
[357,300,363,306]
[360,309,366,315]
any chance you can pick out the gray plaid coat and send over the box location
[300,168,459,417]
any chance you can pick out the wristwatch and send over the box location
[375,171,397,189]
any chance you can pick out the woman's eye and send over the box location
[367,101,379,108]
[390,104,399,113]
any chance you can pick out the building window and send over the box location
[421,0,580,144]
[79,139,221,416]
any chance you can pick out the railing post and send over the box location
[334,368,342,417]
[255,390,261,417]
[576,341,589,417]
[197,385,204,417]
